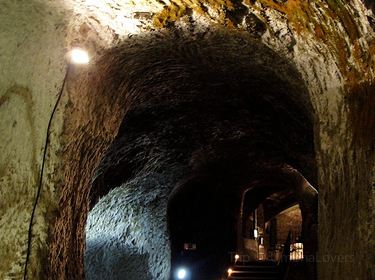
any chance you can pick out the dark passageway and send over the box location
[82,30,317,280]
[168,175,237,279]
[1,2,374,280]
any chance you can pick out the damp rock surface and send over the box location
[0,1,374,280]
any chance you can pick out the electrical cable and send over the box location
[23,64,71,280]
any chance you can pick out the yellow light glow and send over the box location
[227,268,233,276]
[235,254,239,260]
[70,48,89,64]
[290,242,304,260]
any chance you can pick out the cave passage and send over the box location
[82,30,317,280]
[168,176,238,279]
[167,166,317,280]
[237,170,318,278]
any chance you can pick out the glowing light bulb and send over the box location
[235,254,240,261]
[177,268,187,279]
[228,268,233,276]
[70,48,89,64]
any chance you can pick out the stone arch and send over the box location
[239,166,318,278]
[47,29,316,279]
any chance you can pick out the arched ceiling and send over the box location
[0,1,374,280]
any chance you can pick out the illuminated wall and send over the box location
[0,1,374,279]
[274,204,302,244]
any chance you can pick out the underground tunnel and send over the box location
[1,1,374,280]
[79,30,317,279]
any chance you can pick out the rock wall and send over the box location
[78,29,313,279]
[0,1,68,278]
[0,0,374,279]
[275,205,303,244]
[85,170,186,280]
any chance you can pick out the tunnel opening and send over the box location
[241,190,301,261]
[58,30,318,280]
[167,167,317,280]
[167,175,238,280]
[243,203,304,262]
[231,167,318,280]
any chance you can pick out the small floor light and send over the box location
[177,268,187,279]
[228,268,233,276]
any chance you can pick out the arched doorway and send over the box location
[235,167,318,280]
[167,175,238,279]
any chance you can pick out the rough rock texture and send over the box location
[275,205,303,244]
[85,170,185,280]
[0,0,374,280]
[80,30,314,279]
[0,1,68,279]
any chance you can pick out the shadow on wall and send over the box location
[363,0,375,12]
